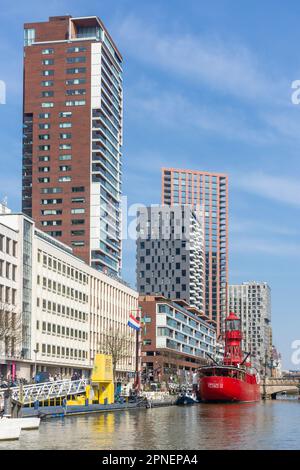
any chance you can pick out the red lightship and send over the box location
[199,313,261,403]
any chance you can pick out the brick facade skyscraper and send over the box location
[22,16,123,276]
[162,168,228,334]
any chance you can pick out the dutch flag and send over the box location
[128,314,141,331]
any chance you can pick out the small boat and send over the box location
[1,417,40,430]
[175,393,198,406]
[0,421,21,441]
[199,313,260,403]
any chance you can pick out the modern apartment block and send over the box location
[139,296,216,382]
[162,168,228,334]
[22,15,123,277]
[228,282,272,372]
[136,205,205,312]
[0,211,138,382]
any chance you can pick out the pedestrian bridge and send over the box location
[261,378,300,399]
[0,379,88,405]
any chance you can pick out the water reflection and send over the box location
[1,400,300,450]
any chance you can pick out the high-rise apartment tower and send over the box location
[22,15,123,276]
[162,168,228,334]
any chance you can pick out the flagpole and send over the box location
[130,307,142,393]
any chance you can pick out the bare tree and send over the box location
[0,302,22,362]
[98,327,133,382]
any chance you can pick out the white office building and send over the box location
[0,211,138,382]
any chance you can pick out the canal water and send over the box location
[1,399,300,450]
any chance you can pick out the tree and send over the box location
[0,302,22,363]
[98,327,134,382]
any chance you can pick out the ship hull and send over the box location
[200,376,261,403]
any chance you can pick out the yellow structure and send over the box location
[67,354,114,406]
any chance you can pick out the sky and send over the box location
[0,0,300,368]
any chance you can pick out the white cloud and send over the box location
[231,237,300,256]
[116,15,285,104]
[127,87,275,144]
[233,172,300,207]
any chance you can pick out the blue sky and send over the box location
[1,0,300,368]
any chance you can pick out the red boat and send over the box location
[199,312,260,403]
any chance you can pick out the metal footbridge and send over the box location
[1,379,88,405]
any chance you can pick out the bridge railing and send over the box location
[0,379,88,405]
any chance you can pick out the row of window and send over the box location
[40,343,88,360]
[42,56,86,65]
[41,100,86,107]
[0,284,17,305]
[38,320,88,340]
[41,89,86,97]
[42,79,86,87]
[42,47,87,55]
[0,235,17,257]
[38,250,88,284]
[37,296,87,322]
[42,67,86,76]
[40,186,85,194]
[0,260,17,281]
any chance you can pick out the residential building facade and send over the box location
[162,168,228,334]
[228,281,272,372]
[136,205,205,312]
[139,296,216,383]
[22,15,123,277]
[0,212,138,382]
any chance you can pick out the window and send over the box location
[71,208,85,214]
[41,209,62,215]
[38,145,50,151]
[59,155,72,161]
[42,59,54,65]
[59,143,71,150]
[71,197,85,203]
[66,89,86,96]
[41,81,54,87]
[39,113,50,119]
[65,100,86,106]
[72,186,85,192]
[59,111,72,118]
[59,165,71,171]
[39,123,50,130]
[66,67,86,74]
[24,28,35,46]
[71,219,85,225]
[66,78,86,85]
[59,123,72,128]
[41,187,62,194]
[66,57,86,63]
[41,91,54,97]
[71,230,85,236]
[67,47,87,53]
[60,133,71,139]
[39,134,50,140]
[39,156,50,162]
[42,70,54,76]
[41,102,54,108]
[41,198,62,204]
[42,48,54,55]
[38,177,50,183]
[58,176,71,182]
